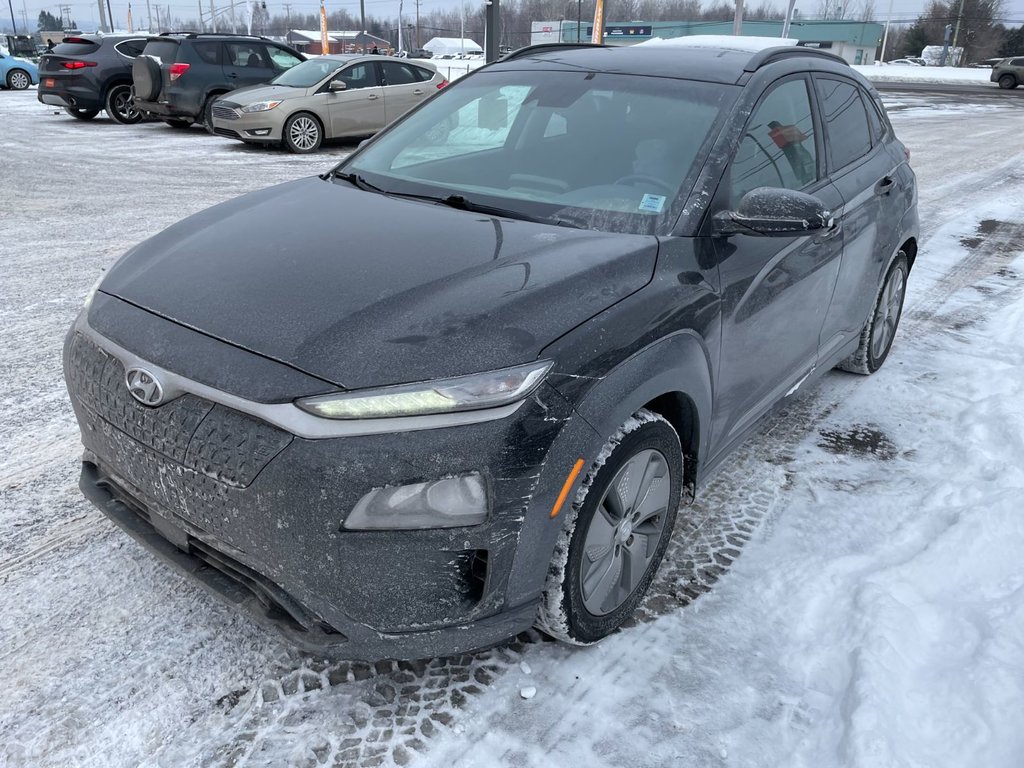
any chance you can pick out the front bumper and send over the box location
[211,102,285,143]
[65,318,599,659]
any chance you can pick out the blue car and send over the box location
[0,46,39,90]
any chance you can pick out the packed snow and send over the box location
[1,86,1024,767]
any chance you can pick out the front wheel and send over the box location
[838,252,909,375]
[6,69,31,90]
[538,410,682,645]
[283,112,323,153]
[105,84,142,124]
[64,107,100,120]
[998,74,1018,89]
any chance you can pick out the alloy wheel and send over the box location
[288,116,320,151]
[580,448,671,616]
[111,88,140,122]
[871,264,906,360]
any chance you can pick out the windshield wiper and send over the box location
[388,191,584,229]
[332,170,385,193]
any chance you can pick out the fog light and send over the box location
[345,473,487,530]
[249,128,272,136]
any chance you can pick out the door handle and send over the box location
[813,220,842,244]
[367,93,378,100]
[412,89,424,95]
[226,72,238,78]
[874,176,895,196]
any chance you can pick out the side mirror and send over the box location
[329,80,347,92]
[713,187,833,238]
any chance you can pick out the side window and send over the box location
[335,63,378,90]
[225,42,268,68]
[115,39,146,58]
[267,46,302,70]
[730,78,818,206]
[381,62,420,86]
[193,41,220,65]
[412,66,435,82]
[863,91,886,144]
[1011,58,1024,66]
[816,77,872,170]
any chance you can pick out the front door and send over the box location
[709,75,844,453]
[326,62,385,137]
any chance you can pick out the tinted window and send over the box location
[863,92,885,144]
[225,42,269,68]
[381,61,420,86]
[816,77,872,170]
[142,40,179,63]
[114,39,146,57]
[336,63,378,89]
[267,46,302,70]
[53,40,101,55]
[194,41,220,64]
[1011,58,1024,66]
[413,66,435,82]
[730,78,818,205]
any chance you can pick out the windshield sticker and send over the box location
[639,194,666,213]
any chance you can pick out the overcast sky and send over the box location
[5,0,1024,36]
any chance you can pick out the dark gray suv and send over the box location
[65,42,918,660]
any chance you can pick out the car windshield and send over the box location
[337,69,737,235]
[272,58,343,88]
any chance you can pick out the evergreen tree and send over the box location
[37,10,63,30]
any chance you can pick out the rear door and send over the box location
[223,41,276,89]
[325,61,385,136]
[378,60,432,123]
[813,75,904,359]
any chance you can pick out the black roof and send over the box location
[493,42,848,85]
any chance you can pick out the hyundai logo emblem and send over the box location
[125,367,164,407]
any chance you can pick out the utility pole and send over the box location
[878,0,895,62]
[939,22,952,65]
[7,0,17,34]
[209,0,216,32]
[950,0,967,65]
[415,0,420,48]
[780,0,797,38]
[359,0,365,51]
[107,0,115,29]
[283,2,291,30]
[146,0,153,30]
[732,0,744,36]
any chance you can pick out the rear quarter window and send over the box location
[114,39,146,57]
[142,40,179,63]
[413,66,436,82]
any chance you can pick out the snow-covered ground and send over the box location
[854,63,999,86]
[2,88,1024,767]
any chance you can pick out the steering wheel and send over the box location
[615,174,675,196]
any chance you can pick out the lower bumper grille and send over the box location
[213,127,242,139]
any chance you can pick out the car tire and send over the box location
[6,69,32,90]
[837,252,909,375]
[202,94,222,134]
[105,83,143,124]
[132,55,162,101]
[282,112,323,153]
[537,409,682,645]
[998,74,1018,89]
[64,107,100,120]
[163,118,192,129]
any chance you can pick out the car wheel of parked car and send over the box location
[838,252,909,375]
[998,73,1018,89]
[64,107,100,120]
[538,410,682,644]
[283,112,323,153]
[105,84,143,124]
[6,69,31,90]
[202,95,222,134]
[163,118,192,129]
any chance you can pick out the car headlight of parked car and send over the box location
[296,360,553,420]
[241,100,282,113]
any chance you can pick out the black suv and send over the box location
[67,42,918,660]
[37,34,149,123]
[132,32,305,129]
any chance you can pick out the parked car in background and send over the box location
[67,42,918,660]
[132,32,306,130]
[406,48,433,59]
[37,34,148,123]
[211,55,446,152]
[0,45,39,90]
[967,57,1007,68]
[886,58,924,66]
[991,56,1024,88]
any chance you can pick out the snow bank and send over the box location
[855,64,995,86]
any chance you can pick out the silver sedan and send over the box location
[211,55,448,153]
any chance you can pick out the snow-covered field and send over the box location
[2,88,1024,768]
[853,63,999,86]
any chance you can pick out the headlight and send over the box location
[296,360,552,420]
[241,100,282,113]
[82,271,106,311]
[345,473,488,529]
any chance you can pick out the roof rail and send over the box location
[744,46,848,72]
[157,30,267,40]
[500,42,607,61]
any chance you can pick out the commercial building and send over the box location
[286,29,391,54]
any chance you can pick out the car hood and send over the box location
[98,176,658,390]
[221,83,300,104]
